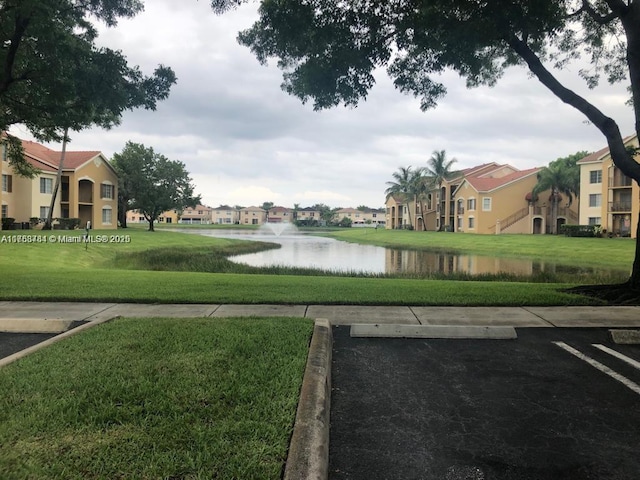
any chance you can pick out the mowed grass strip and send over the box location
[324,229,635,270]
[0,317,314,480]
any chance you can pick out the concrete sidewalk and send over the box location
[2,301,640,327]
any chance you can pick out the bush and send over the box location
[56,218,81,230]
[1,217,15,230]
[560,224,599,237]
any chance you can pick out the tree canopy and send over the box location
[212,0,640,289]
[1,0,176,175]
[111,142,200,231]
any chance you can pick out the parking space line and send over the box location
[553,341,640,396]
[592,344,640,371]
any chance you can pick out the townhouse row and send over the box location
[385,134,639,238]
[127,205,387,226]
[1,137,118,230]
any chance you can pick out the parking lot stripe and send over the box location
[592,344,640,371]
[553,341,640,396]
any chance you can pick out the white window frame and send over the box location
[467,198,476,211]
[40,177,53,194]
[588,217,602,225]
[588,193,602,208]
[482,197,492,211]
[100,182,114,199]
[102,206,113,225]
[589,170,602,184]
[39,206,50,220]
[468,216,475,229]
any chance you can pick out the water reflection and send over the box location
[178,229,627,279]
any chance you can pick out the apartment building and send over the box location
[577,134,639,237]
[126,209,179,224]
[386,161,578,234]
[1,137,118,230]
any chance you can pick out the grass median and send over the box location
[0,316,314,480]
[0,227,631,304]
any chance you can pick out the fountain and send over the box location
[259,222,298,236]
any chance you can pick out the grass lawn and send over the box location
[0,227,632,304]
[323,228,635,271]
[0,316,314,480]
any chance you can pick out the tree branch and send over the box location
[507,34,640,181]
[581,0,623,24]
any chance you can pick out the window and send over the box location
[589,193,602,207]
[1,205,7,218]
[39,206,50,220]
[467,198,476,211]
[1,174,11,192]
[2,146,6,162]
[588,217,602,225]
[100,183,114,199]
[482,197,491,211]
[40,177,53,194]
[457,217,462,229]
[102,207,112,224]
[589,170,602,184]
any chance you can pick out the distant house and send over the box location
[267,206,292,223]
[212,205,238,224]
[1,136,117,230]
[333,207,385,226]
[577,134,639,237]
[239,206,267,225]
[295,206,322,225]
[180,205,213,224]
[126,208,179,225]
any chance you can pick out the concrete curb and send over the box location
[610,329,640,344]
[284,318,332,480]
[350,324,518,339]
[0,318,72,333]
[0,316,119,368]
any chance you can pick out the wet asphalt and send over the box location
[329,326,640,480]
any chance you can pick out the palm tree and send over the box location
[425,150,458,230]
[385,166,425,228]
[532,161,576,234]
[425,150,458,190]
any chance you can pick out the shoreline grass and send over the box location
[0,316,314,480]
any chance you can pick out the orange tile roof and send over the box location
[465,167,541,192]
[21,139,101,170]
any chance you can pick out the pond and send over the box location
[177,227,628,280]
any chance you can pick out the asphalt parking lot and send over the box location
[329,326,640,480]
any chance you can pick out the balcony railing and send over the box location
[608,201,632,213]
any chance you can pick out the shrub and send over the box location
[1,217,15,230]
[560,224,599,237]
[56,218,81,230]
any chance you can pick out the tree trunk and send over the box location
[118,205,128,228]
[43,127,68,230]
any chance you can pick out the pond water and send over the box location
[177,228,628,279]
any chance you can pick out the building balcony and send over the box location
[608,201,632,213]
[609,176,632,188]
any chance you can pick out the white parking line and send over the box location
[592,344,640,371]
[553,341,640,396]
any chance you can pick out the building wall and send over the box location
[239,207,266,225]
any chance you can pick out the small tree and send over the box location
[112,143,201,231]
[385,166,425,228]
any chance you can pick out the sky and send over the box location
[10,1,636,210]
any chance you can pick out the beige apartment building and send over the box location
[578,134,639,237]
[1,137,118,230]
[386,161,579,234]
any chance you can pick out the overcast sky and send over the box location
[11,1,636,209]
